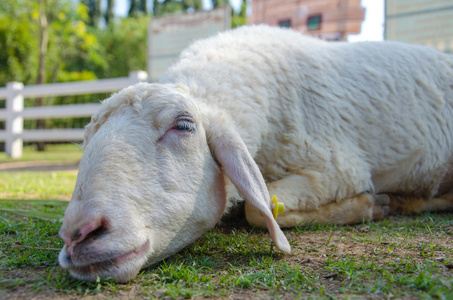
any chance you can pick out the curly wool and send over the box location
[160,25,453,212]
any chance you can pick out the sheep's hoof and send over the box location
[372,194,390,220]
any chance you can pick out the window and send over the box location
[307,14,322,31]
[278,19,291,28]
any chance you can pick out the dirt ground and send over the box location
[3,219,453,300]
[1,161,452,299]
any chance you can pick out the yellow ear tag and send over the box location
[271,195,285,220]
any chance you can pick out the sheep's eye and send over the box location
[174,119,195,133]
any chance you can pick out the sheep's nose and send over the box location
[60,216,110,257]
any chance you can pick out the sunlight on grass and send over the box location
[0,143,83,163]
[1,147,453,299]
[0,143,80,201]
[1,202,453,298]
[0,172,77,201]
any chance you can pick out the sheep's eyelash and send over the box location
[174,115,196,133]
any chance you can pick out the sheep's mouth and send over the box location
[65,240,150,279]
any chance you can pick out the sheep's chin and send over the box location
[60,240,150,283]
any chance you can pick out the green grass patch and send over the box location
[0,200,66,270]
[1,200,453,299]
[0,143,83,163]
[0,144,79,201]
[1,159,453,298]
[0,172,77,201]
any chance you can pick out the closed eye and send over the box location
[174,116,196,133]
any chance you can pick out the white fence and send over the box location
[0,71,148,158]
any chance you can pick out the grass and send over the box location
[0,144,80,201]
[0,143,83,163]
[1,201,453,299]
[0,172,77,201]
[1,146,453,299]
[2,209,453,299]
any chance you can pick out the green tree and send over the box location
[211,0,228,7]
[129,0,148,17]
[0,0,107,142]
[0,0,40,85]
[0,0,105,86]
[79,0,114,26]
[95,16,148,78]
[128,0,138,16]
[105,0,115,25]
[231,0,246,28]
[211,0,247,28]
[81,0,101,26]
[139,0,147,13]
[182,0,203,10]
[152,0,203,16]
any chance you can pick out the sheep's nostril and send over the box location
[83,223,108,241]
[61,217,110,256]
[72,231,81,241]
[75,217,109,244]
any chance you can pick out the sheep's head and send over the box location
[58,83,290,282]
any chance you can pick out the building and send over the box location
[147,6,231,81]
[385,0,453,53]
[248,0,365,41]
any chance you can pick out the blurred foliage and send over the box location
[129,0,148,17]
[232,0,247,28]
[153,0,203,16]
[0,0,246,132]
[95,16,148,78]
[81,0,101,26]
[0,0,39,85]
[0,0,106,86]
[1,0,246,85]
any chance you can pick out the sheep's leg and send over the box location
[389,193,453,215]
[244,173,389,228]
[246,192,389,228]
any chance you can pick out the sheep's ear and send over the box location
[206,120,291,254]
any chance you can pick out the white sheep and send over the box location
[58,25,453,282]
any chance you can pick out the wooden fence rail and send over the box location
[0,71,148,158]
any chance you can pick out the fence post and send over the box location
[128,71,148,83]
[5,82,24,158]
